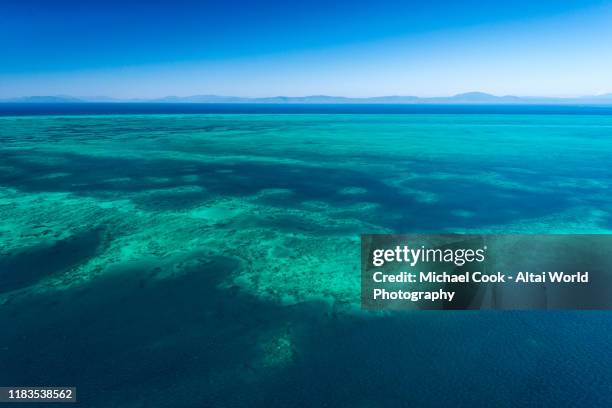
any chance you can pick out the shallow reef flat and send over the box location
[1,113,612,406]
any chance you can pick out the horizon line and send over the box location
[3,91,612,102]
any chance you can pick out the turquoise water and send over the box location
[1,111,612,406]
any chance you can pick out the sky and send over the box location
[1,0,612,98]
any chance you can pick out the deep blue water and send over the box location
[1,110,612,407]
[1,102,612,116]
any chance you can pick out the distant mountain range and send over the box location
[2,92,612,104]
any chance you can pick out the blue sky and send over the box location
[1,0,611,98]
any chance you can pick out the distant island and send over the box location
[2,92,612,105]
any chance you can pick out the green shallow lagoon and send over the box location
[1,112,612,406]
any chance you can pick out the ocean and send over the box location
[1,104,611,406]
